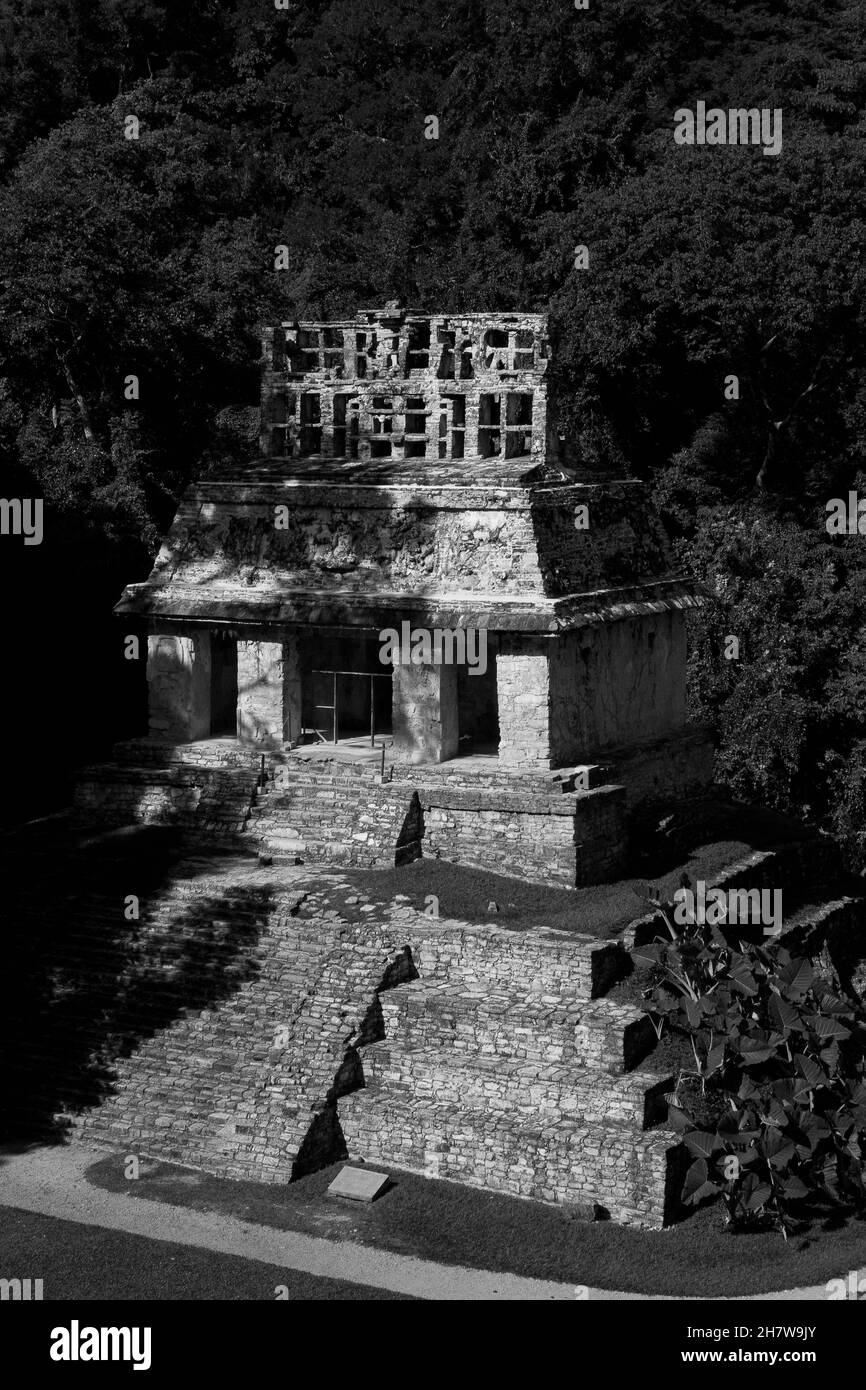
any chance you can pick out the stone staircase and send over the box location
[0,839,416,1181]
[246,769,422,868]
[11,810,860,1228]
[69,893,415,1180]
[75,741,423,869]
[338,923,682,1227]
[359,1045,670,1126]
[73,739,632,886]
[73,761,260,840]
[2,820,682,1225]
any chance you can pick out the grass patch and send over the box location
[86,1151,866,1297]
[330,836,761,939]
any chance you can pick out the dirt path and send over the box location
[0,1144,829,1301]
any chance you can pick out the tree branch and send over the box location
[55,349,95,442]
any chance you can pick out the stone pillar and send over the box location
[283,633,303,744]
[319,389,335,458]
[437,398,451,462]
[496,638,552,768]
[392,661,459,763]
[146,633,212,742]
[425,401,437,460]
[237,637,302,747]
[357,397,373,462]
[531,387,548,461]
[464,397,480,459]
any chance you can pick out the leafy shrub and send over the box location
[633,896,866,1237]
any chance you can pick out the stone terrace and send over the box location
[6,811,863,1228]
[339,922,679,1225]
[74,732,714,887]
[0,825,682,1226]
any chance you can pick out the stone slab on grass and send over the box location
[328,1166,390,1204]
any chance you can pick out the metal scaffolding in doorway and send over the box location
[307,669,391,745]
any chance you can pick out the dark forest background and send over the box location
[0,0,864,864]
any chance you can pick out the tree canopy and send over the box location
[1,0,864,849]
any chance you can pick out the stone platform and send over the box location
[72,728,713,888]
[0,828,682,1226]
[5,813,862,1230]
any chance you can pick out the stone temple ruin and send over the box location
[81,304,714,882]
[55,305,759,1227]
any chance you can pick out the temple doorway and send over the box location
[300,632,392,745]
[210,633,238,736]
[456,643,499,756]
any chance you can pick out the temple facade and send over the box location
[93,305,714,885]
[117,306,702,767]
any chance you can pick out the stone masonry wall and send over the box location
[549,613,687,762]
[408,921,626,998]
[262,310,551,464]
[74,764,258,838]
[603,727,716,810]
[532,481,673,595]
[338,910,680,1226]
[496,636,551,767]
[147,489,549,599]
[414,783,628,886]
[75,743,631,886]
[133,467,684,617]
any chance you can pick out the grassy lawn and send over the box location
[1,1206,414,1300]
[86,1152,866,1297]
[332,837,758,939]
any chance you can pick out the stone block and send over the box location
[496,639,551,767]
[237,637,301,747]
[327,1166,390,1203]
[391,660,458,763]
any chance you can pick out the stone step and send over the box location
[256,832,307,851]
[359,1041,672,1127]
[387,762,613,795]
[249,829,413,868]
[380,980,655,1074]
[413,929,628,1000]
[249,813,373,834]
[4,1029,345,1095]
[337,1089,678,1226]
[256,841,379,859]
[61,1103,324,1179]
[772,891,864,951]
[243,782,420,870]
[625,843,854,948]
[266,789,379,801]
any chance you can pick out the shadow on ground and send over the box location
[0,818,270,1141]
